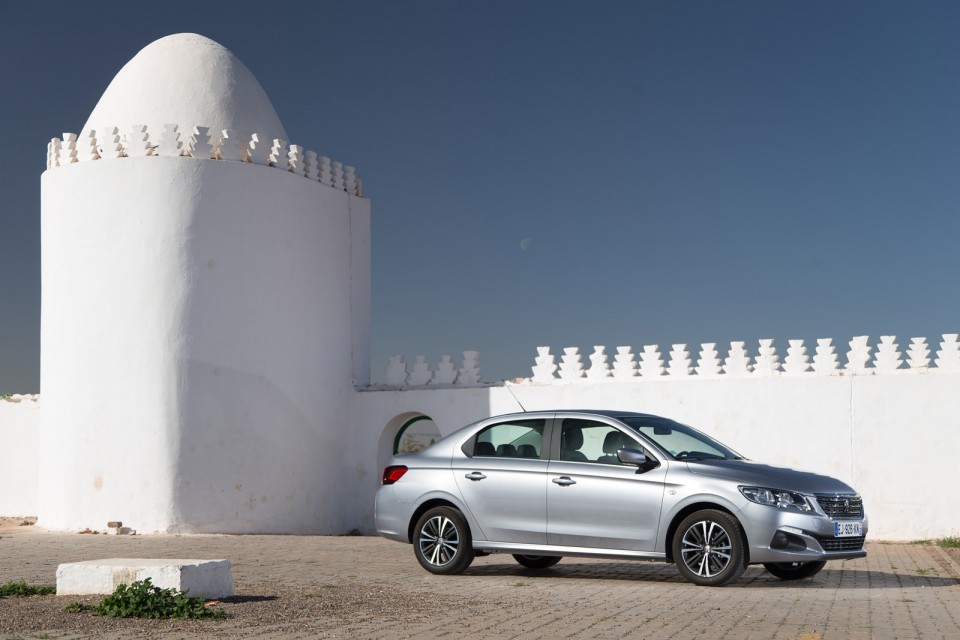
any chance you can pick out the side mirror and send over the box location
[617,448,660,473]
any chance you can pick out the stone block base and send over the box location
[56,558,233,599]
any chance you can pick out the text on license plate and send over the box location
[835,521,863,537]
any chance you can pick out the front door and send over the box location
[547,418,666,551]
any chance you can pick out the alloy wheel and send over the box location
[680,519,733,578]
[418,515,460,567]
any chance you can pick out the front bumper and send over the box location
[739,501,868,564]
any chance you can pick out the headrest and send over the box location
[603,430,626,454]
[562,426,584,450]
[496,443,517,457]
[517,444,538,458]
[475,441,496,456]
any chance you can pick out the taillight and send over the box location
[382,465,408,485]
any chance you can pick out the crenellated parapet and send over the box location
[382,352,485,388]
[523,333,960,383]
[45,125,364,197]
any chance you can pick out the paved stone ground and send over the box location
[1,523,958,639]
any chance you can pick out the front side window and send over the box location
[473,419,545,459]
[560,419,642,464]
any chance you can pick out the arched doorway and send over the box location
[393,415,440,454]
[378,412,441,474]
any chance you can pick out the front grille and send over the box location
[816,495,864,519]
[816,535,865,551]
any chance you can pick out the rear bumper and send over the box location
[374,486,411,543]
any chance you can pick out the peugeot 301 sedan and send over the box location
[375,410,867,586]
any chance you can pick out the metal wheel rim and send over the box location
[680,519,733,578]
[418,515,460,567]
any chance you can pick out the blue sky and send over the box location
[1,1,959,391]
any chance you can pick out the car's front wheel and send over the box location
[763,560,826,580]
[672,509,748,586]
[512,554,562,569]
[413,506,475,575]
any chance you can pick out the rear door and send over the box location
[452,417,549,544]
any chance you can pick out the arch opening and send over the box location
[377,412,441,475]
[394,415,440,454]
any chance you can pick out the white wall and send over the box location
[40,155,367,534]
[349,372,960,541]
[40,159,184,532]
[0,398,40,516]
[349,197,371,387]
[8,368,955,539]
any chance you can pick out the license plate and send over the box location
[835,521,863,537]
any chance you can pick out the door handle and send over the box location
[465,472,487,481]
[552,476,576,486]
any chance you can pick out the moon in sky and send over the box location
[520,238,532,250]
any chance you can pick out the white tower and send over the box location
[39,34,370,533]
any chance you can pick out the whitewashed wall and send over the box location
[3,356,957,539]
[0,398,40,516]
[40,152,369,534]
[350,368,960,541]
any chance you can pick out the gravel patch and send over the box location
[0,578,478,638]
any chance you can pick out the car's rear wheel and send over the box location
[512,554,562,569]
[672,509,747,586]
[763,560,826,580]
[413,506,475,575]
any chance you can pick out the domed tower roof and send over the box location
[82,33,287,143]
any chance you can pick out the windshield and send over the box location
[618,417,743,461]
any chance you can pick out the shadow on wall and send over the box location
[174,360,347,534]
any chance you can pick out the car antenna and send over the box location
[505,382,527,412]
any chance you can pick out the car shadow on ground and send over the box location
[462,560,960,589]
[220,594,279,603]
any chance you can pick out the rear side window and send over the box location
[469,420,545,459]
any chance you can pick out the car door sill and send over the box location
[473,541,667,561]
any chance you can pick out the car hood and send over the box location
[686,459,857,495]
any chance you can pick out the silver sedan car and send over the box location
[375,410,867,586]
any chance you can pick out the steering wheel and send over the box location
[675,451,691,460]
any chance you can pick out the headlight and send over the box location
[739,486,813,513]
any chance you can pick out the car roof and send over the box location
[501,409,670,420]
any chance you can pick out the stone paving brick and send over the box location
[0,529,958,639]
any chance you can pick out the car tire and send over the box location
[762,560,826,580]
[512,554,562,569]
[413,506,476,575]
[672,509,748,587]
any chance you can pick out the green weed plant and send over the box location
[911,536,960,549]
[939,535,960,549]
[0,581,56,597]
[74,578,225,619]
